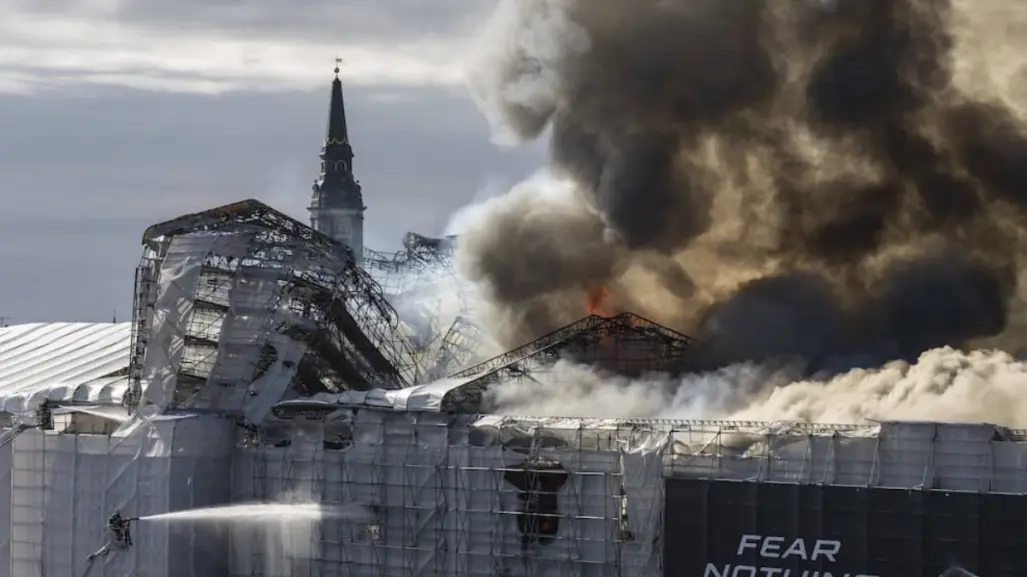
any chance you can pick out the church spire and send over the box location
[326,57,349,146]
[309,58,366,261]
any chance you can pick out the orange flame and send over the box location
[585,284,611,316]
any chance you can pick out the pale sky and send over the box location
[0,0,544,323]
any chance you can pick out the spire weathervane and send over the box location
[334,56,342,76]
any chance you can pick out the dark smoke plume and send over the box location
[459,0,1027,369]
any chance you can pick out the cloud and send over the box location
[0,0,491,93]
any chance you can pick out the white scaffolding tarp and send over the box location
[0,323,131,414]
[0,393,1025,577]
[321,376,482,412]
[0,414,233,577]
[231,410,673,577]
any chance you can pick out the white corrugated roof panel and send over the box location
[0,322,132,413]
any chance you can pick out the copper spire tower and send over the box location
[308,58,365,261]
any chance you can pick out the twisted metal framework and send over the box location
[430,315,485,380]
[363,232,484,381]
[126,199,418,413]
[438,312,697,412]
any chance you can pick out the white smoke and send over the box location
[486,359,797,419]
[487,347,1027,427]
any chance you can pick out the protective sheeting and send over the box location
[226,415,1027,576]
[0,414,233,577]
[231,410,671,577]
[2,410,1027,576]
[137,231,314,422]
[133,200,421,397]
[319,376,481,412]
[141,233,219,411]
[189,265,285,412]
[0,323,131,414]
[240,335,308,424]
[666,420,1027,491]
[0,437,11,575]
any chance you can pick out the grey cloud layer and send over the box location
[8,0,487,42]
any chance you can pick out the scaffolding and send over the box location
[0,413,236,577]
[1,402,1027,577]
[431,316,485,380]
[231,411,666,577]
[126,200,419,421]
[224,413,1027,577]
[364,233,485,381]
[14,196,1027,577]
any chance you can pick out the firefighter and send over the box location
[86,510,138,563]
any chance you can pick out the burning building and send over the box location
[2,0,1027,573]
[0,197,1022,577]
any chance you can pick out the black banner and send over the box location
[664,478,1027,577]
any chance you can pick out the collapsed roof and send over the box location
[123,199,699,424]
[127,199,417,423]
[363,231,484,381]
[319,312,698,415]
